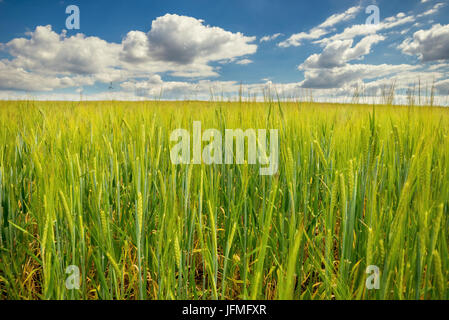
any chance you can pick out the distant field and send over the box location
[0,100,448,300]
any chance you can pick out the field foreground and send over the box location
[0,100,448,300]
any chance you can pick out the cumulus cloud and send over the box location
[300,35,385,69]
[144,14,257,64]
[120,30,151,63]
[0,25,123,91]
[399,24,449,62]
[6,26,121,76]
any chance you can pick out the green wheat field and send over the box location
[0,100,448,300]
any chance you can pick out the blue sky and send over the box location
[0,0,448,103]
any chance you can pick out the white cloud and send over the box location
[0,59,94,91]
[278,28,328,48]
[417,3,445,17]
[235,59,253,65]
[292,7,448,97]
[260,33,282,43]
[363,69,443,91]
[120,30,151,63]
[428,63,449,71]
[300,35,385,69]
[278,6,361,47]
[318,6,361,29]
[1,73,446,105]
[316,13,416,45]
[293,10,422,93]
[121,78,236,99]
[399,24,449,62]
[5,25,122,77]
[435,78,449,93]
[294,9,415,91]
[144,14,257,64]
[120,14,258,67]
[300,64,418,89]
[120,77,311,101]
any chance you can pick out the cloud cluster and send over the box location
[0,59,93,91]
[399,24,449,62]
[0,14,257,91]
[1,4,448,103]
[278,6,361,48]
[288,4,448,95]
[315,12,415,45]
